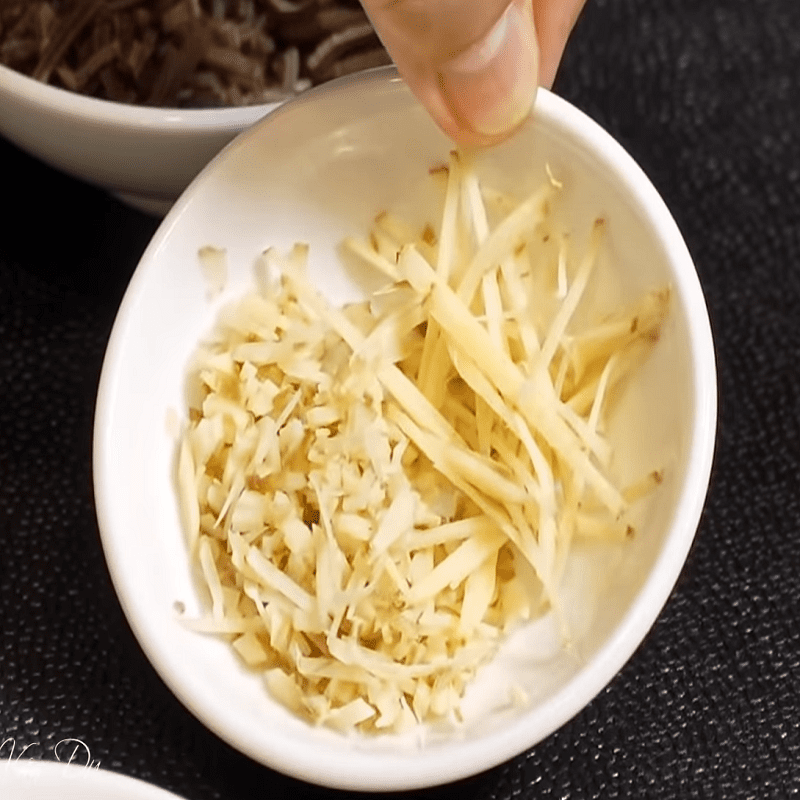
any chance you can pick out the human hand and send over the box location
[359,0,587,146]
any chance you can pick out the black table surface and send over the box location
[2,1,800,797]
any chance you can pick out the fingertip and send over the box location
[532,0,587,88]
[436,0,539,142]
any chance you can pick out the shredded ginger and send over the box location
[176,151,671,734]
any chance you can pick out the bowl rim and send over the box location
[0,60,278,131]
[93,67,717,791]
[0,759,188,800]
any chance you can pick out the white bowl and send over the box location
[0,62,278,215]
[93,67,717,791]
[1,759,188,800]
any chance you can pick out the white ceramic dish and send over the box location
[0,62,278,216]
[0,760,186,800]
[94,67,717,791]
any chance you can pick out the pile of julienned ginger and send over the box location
[176,151,670,734]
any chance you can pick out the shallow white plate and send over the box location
[0,760,186,800]
[94,68,716,791]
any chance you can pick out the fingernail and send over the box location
[437,0,538,140]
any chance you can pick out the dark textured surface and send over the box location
[2,0,800,797]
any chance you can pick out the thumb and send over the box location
[360,0,539,146]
